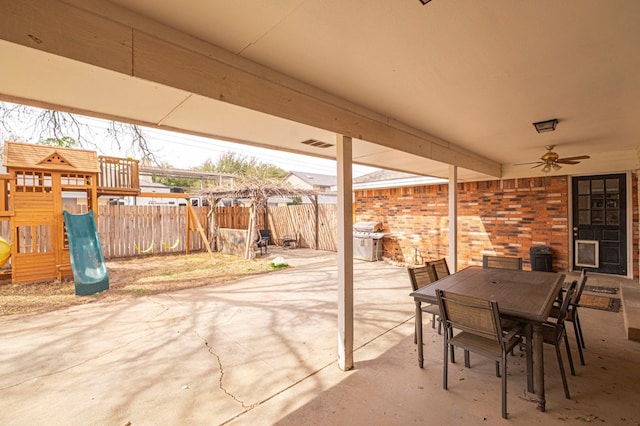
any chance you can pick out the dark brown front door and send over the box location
[572,174,627,275]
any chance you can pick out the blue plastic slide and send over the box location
[63,211,109,296]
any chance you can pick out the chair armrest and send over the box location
[502,328,520,341]
[553,287,568,306]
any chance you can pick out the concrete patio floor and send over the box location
[0,248,638,425]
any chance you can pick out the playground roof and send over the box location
[3,141,100,174]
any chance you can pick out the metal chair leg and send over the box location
[573,318,586,365]
[449,327,456,364]
[555,343,571,399]
[575,313,586,348]
[443,332,449,390]
[501,356,508,419]
[564,332,576,376]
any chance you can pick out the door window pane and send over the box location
[591,179,604,194]
[578,180,590,195]
[591,196,604,209]
[606,178,619,193]
[592,210,604,224]
[606,211,620,225]
[606,194,619,209]
[578,195,590,209]
[579,210,590,225]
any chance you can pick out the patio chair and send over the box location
[425,257,450,280]
[550,269,588,365]
[542,280,578,399]
[256,229,271,256]
[408,264,442,339]
[508,280,577,400]
[436,289,524,419]
[281,234,298,249]
[482,255,523,270]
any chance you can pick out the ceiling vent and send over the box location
[300,139,333,149]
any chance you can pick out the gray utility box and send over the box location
[530,245,553,272]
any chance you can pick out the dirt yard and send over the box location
[0,252,281,316]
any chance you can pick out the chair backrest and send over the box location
[259,229,272,239]
[426,258,450,280]
[436,289,503,345]
[572,269,588,306]
[256,229,272,246]
[482,255,523,270]
[551,280,577,343]
[407,264,438,291]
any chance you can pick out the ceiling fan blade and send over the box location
[531,163,545,169]
[558,155,590,161]
[556,159,581,165]
[513,161,543,166]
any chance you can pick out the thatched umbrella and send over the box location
[199,177,318,259]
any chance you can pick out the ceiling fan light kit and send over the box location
[541,162,562,173]
[533,118,558,133]
[515,145,590,173]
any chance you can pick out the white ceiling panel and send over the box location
[2,0,640,178]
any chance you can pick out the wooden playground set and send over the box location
[0,141,210,289]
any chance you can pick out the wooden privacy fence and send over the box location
[212,205,251,229]
[64,205,211,259]
[267,204,337,251]
[0,203,338,261]
[212,204,337,252]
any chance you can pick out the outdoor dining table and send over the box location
[410,265,565,412]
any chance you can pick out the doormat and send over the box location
[562,283,619,295]
[584,285,618,295]
[580,294,621,313]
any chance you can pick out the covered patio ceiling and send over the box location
[1,1,640,180]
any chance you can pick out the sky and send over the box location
[135,125,379,177]
[0,102,379,178]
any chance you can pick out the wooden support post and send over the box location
[244,205,256,259]
[187,204,212,255]
[448,165,458,272]
[336,134,354,371]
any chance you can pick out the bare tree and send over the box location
[0,101,157,162]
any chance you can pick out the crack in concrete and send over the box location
[195,331,257,410]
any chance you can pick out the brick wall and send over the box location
[633,173,639,279]
[355,174,639,278]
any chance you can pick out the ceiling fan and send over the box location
[516,145,590,172]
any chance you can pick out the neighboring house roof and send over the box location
[285,171,336,191]
[3,141,100,173]
[349,170,446,190]
[140,181,171,192]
